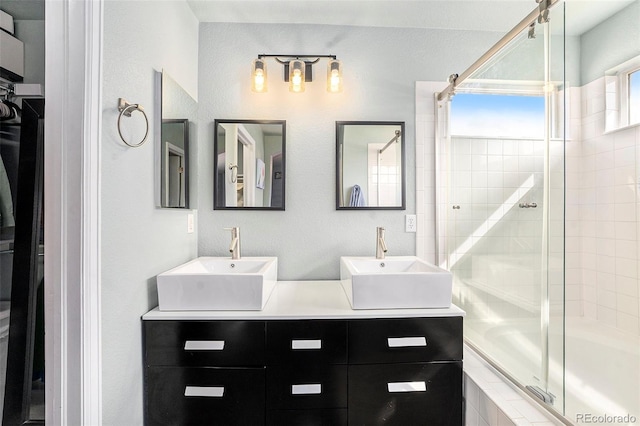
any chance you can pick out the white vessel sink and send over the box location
[157,257,277,311]
[340,256,452,309]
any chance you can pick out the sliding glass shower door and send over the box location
[443,3,566,412]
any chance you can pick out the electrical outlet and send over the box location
[405,214,417,233]
[187,213,195,234]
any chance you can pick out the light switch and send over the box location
[187,213,194,234]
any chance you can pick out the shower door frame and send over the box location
[434,0,568,422]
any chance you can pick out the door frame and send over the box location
[45,0,103,424]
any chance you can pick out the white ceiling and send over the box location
[186,0,636,36]
[0,0,634,36]
[187,1,533,33]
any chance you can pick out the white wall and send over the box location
[447,135,546,314]
[564,0,640,335]
[196,22,503,280]
[13,20,45,89]
[101,1,198,424]
[574,78,640,335]
[580,0,640,85]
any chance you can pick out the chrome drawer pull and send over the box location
[184,340,225,351]
[387,337,427,348]
[291,384,322,395]
[291,339,322,350]
[387,381,427,393]
[184,386,224,397]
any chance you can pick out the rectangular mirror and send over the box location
[157,70,197,208]
[214,120,286,210]
[161,119,189,208]
[336,121,405,209]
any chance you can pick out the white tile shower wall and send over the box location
[565,86,583,318]
[417,81,566,318]
[449,136,546,317]
[578,77,640,336]
[416,82,446,264]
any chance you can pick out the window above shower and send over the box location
[604,56,640,132]
[448,69,566,140]
[630,68,640,125]
[450,92,545,139]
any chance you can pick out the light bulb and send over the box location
[330,70,340,91]
[251,58,267,92]
[327,59,343,93]
[254,70,265,92]
[289,60,305,93]
[292,70,302,91]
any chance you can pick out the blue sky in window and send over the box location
[451,93,545,138]
[631,70,640,125]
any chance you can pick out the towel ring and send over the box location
[117,98,149,148]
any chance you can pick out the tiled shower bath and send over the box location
[419,1,640,419]
[444,77,640,424]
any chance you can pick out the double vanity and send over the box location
[152,66,463,425]
[143,256,464,425]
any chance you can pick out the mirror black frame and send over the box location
[160,118,190,209]
[156,69,196,209]
[213,119,286,210]
[336,121,406,210]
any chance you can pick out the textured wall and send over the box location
[101,2,198,424]
[196,22,502,280]
[580,0,640,85]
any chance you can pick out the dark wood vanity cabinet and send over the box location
[265,320,349,425]
[347,318,463,425]
[144,320,267,426]
[143,317,462,426]
[146,366,265,425]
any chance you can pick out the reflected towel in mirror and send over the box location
[349,184,366,207]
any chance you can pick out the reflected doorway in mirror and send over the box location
[214,119,286,210]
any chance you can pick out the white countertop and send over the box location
[143,280,465,320]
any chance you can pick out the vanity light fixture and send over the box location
[251,54,343,93]
[251,58,267,93]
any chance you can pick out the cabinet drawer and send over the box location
[266,320,347,365]
[266,409,347,426]
[145,321,265,366]
[146,366,265,426]
[266,365,347,409]
[348,362,463,426]
[348,317,462,364]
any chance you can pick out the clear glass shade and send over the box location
[251,58,267,93]
[327,59,343,93]
[288,60,305,93]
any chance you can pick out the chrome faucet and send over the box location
[376,227,388,259]
[225,227,241,259]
